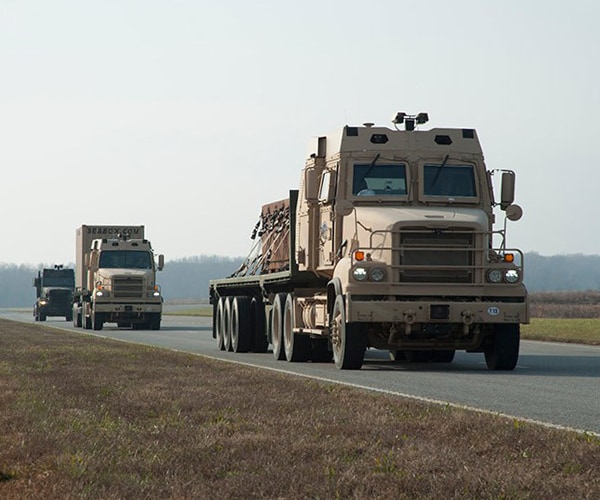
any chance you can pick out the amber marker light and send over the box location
[504,253,514,263]
[354,250,365,261]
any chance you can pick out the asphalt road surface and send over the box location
[2,310,599,435]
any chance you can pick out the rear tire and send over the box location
[251,297,268,353]
[270,293,287,360]
[283,293,310,362]
[74,307,82,327]
[405,350,432,363]
[311,338,332,363]
[231,297,252,353]
[389,350,406,363]
[331,295,365,370]
[485,324,520,370]
[223,297,233,351]
[431,350,455,363]
[215,297,226,350]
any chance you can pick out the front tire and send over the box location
[149,313,161,331]
[92,312,103,331]
[331,295,365,370]
[484,324,520,370]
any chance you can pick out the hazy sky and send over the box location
[1,1,599,265]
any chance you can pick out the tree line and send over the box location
[1,252,599,308]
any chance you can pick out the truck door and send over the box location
[317,170,336,268]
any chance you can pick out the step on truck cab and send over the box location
[209,112,529,370]
[72,225,165,331]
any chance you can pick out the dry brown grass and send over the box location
[1,318,600,499]
[530,290,600,318]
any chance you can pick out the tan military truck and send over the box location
[72,225,164,331]
[209,112,528,370]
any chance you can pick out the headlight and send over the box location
[504,269,520,283]
[369,267,385,282]
[487,269,503,283]
[39,299,48,305]
[352,267,368,281]
[96,291,104,297]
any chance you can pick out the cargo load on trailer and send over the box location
[72,225,164,331]
[209,112,529,370]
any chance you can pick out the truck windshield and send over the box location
[353,163,407,196]
[99,251,152,269]
[42,272,74,287]
[423,164,477,197]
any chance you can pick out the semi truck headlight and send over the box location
[369,267,385,282]
[487,268,520,283]
[487,269,503,283]
[504,269,520,283]
[352,267,368,281]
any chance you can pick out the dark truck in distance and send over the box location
[33,266,75,322]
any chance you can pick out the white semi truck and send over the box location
[72,225,164,331]
[209,112,529,370]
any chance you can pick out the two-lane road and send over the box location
[2,310,599,435]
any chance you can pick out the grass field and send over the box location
[1,319,599,499]
[522,318,600,345]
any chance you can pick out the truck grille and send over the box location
[47,289,72,306]
[396,228,475,284]
[113,277,144,298]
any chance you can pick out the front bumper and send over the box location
[348,297,529,325]
[92,300,163,315]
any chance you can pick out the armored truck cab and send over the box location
[210,113,528,371]
[33,266,75,321]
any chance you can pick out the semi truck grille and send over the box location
[396,229,475,284]
[47,289,72,306]
[113,277,144,297]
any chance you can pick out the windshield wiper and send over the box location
[427,154,449,193]
[360,153,381,182]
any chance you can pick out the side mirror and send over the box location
[157,254,165,271]
[500,171,516,210]
[505,204,523,221]
[335,199,354,217]
[304,166,320,202]
[319,170,337,204]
